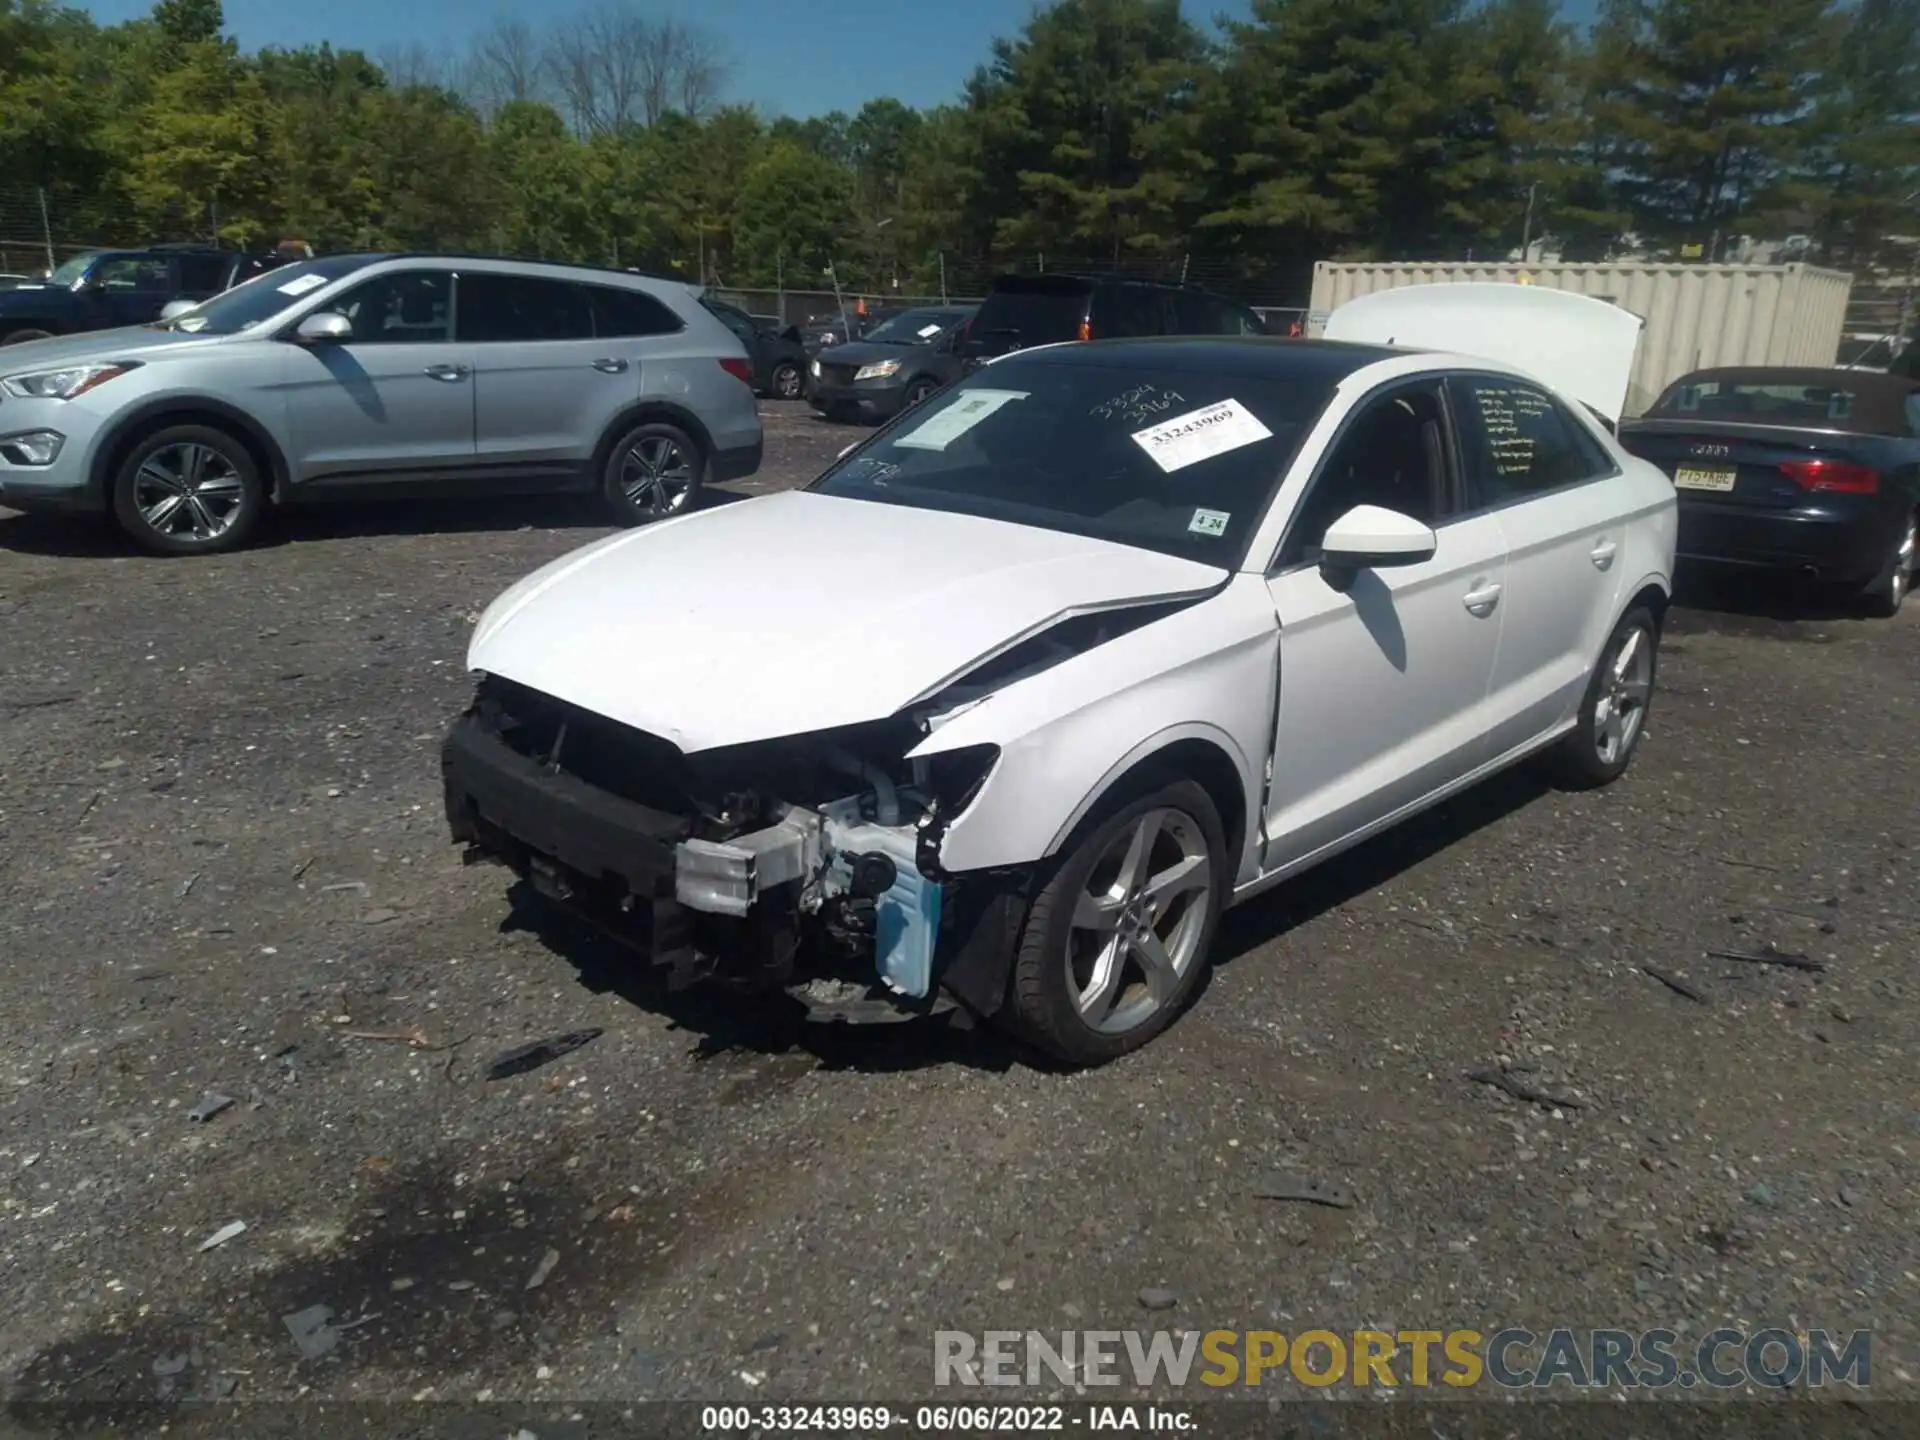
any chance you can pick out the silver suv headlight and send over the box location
[1,362,140,400]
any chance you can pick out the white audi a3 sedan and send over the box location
[442,285,1677,1064]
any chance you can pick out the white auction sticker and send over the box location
[893,389,1028,451]
[917,323,943,338]
[1188,508,1230,537]
[277,273,329,297]
[1132,398,1273,474]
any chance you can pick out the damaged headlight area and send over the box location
[442,674,1001,1011]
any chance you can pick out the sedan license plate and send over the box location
[1673,465,1738,492]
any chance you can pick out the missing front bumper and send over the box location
[442,706,982,1007]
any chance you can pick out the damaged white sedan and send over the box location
[443,285,1676,1064]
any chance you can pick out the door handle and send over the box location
[1589,538,1618,569]
[423,363,469,382]
[591,357,629,374]
[1462,581,1503,617]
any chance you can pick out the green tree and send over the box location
[1799,0,1920,266]
[963,0,1210,256]
[117,37,272,240]
[733,140,854,285]
[1584,0,1840,252]
[1201,0,1467,263]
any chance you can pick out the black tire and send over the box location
[1,327,55,345]
[602,420,704,526]
[109,423,264,556]
[1000,777,1226,1066]
[1859,509,1916,619]
[1549,605,1660,789]
[770,362,804,401]
[905,377,940,407]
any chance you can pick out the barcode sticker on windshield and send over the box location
[917,324,943,338]
[1189,508,1230,537]
[277,274,328,297]
[893,389,1028,451]
[1132,398,1272,474]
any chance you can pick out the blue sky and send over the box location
[68,0,1237,117]
[78,0,1598,119]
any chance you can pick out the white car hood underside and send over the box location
[467,490,1226,753]
[1323,282,1645,422]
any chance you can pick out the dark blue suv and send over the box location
[0,245,285,346]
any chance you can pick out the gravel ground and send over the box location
[1,399,1916,1429]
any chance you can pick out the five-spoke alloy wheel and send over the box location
[1006,778,1225,1065]
[1552,605,1660,788]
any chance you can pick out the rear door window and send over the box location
[459,273,593,342]
[970,278,1092,353]
[1452,375,1614,504]
[1092,284,1172,338]
[175,254,230,295]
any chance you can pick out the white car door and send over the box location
[1262,378,1508,872]
[1448,373,1630,759]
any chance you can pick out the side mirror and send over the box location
[295,311,352,344]
[159,299,198,322]
[1318,504,1436,589]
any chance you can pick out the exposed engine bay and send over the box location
[442,674,1001,1014]
[442,600,1190,1018]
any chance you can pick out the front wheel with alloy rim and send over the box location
[1550,605,1659,788]
[771,362,804,400]
[905,377,939,407]
[1003,778,1225,1065]
[603,421,703,526]
[1861,510,1916,618]
[109,425,264,555]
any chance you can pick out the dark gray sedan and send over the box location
[806,306,976,423]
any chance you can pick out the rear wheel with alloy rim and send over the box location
[1550,605,1659,788]
[1861,510,1916,618]
[603,421,703,525]
[109,424,264,555]
[1003,778,1225,1065]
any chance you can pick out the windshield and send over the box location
[163,255,377,335]
[49,252,102,287]
[809,359,1332,565]
[861,308,966,345]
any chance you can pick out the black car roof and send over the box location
[1649,366,1920,437]
[987,335,1400,382]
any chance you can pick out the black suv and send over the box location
[956,273,1267,368]
[0,245,287,345]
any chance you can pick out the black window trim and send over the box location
[1265,375,1470,577]
[1443,370,1624,521]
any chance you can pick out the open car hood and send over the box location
[1323,282,1645,422]
[466,491,1226,754]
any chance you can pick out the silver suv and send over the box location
[0,254,763,554]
